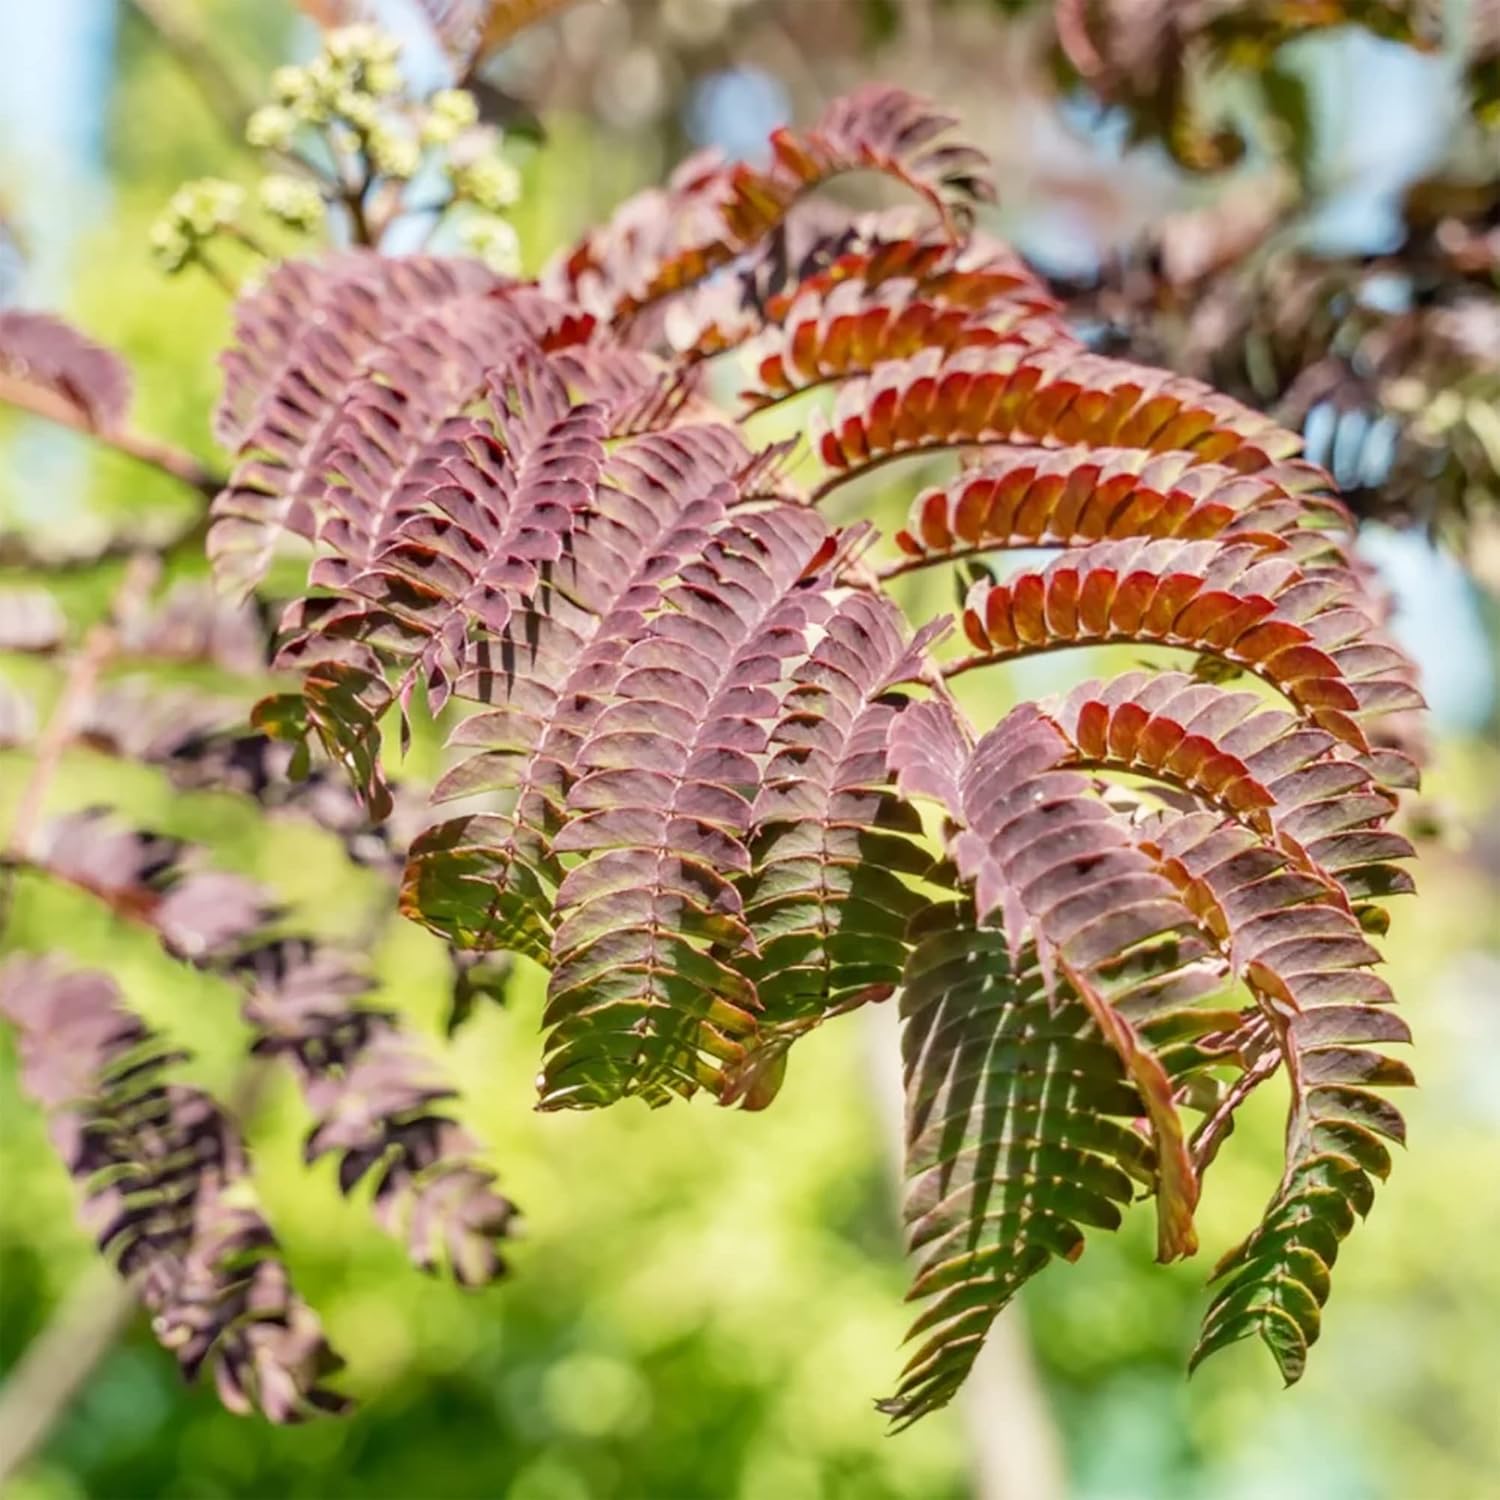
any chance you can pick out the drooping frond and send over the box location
[309,295,583,589]
[19,809,515,1283]
[541,504,839,1109]
[255,642,396,820]
[75,680,399,870]
[744,232,1065,408]
[339,348,607,717]
[236,940,517,1285]
[1137,810,1413,1382]
[955,539,1422,746]
[878,901,1186,1426]
[889,448,1351,571]
[0,958,347,1420]
[812,346,1302,497]
[0,308,131,431]
[724,598,948,1108]
[889,696,1213,1263]
[881,650,1418,1415]
[1043,671,1418,893]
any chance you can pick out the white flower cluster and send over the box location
[149,179,244,274]
[151,26,526,271]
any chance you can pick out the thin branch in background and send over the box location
[120,0,257,140]
[4,553,161,864]
[0,1265,139,1491]
[0,370,221,498]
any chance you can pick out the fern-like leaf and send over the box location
[877,899,1206,1426]
[402,422,747,958]
[744,232,1064,408]
[0,957,348,1420]
[541,504,837,1109]
[237,941,517,1285]
[723,597,947,1108]
[209,255,503,598]
[549,86,994,324]
[956,538,1422,747]
[341,348,607,717]
[813,347,1301,498]
[889,447,1351,570]
[1141,810,1414,1382]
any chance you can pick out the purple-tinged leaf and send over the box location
[0,308,130,430]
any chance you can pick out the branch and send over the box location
[121,0,255,140]
[0,370,221,498]
[808,443,969,506]
[4,554,161,862]
[0,1264,138,1489]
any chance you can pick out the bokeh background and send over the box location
[2,3,1498,1497]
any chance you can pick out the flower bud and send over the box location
[333,88,379,133]
[246,105,297,152]
[148,218,192,273]
[424,88,479,145]
[459,214,521,275]
[369,126,420,180]
[451,157,521,212]
[169,178,244,238]
[270,65,307,106]
[259,174,326,231]
[364,59,403,98]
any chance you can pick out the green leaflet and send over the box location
[882,901,1193,1427]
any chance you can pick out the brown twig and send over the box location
[0,370,221,498]
[121,0,256,141]
[0,1264,139,1489]
[4,553,162,864]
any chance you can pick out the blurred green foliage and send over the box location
[3,6,1499,1498]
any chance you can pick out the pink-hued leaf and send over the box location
[891,446,1351,566]
[209,254,506,598]
[402,422,749,959]
[343,346,607,718]
[958,537,1422,745]
[26,809,273,961]
[723,599,949,1107]
[548,86,994,324]
[812,345,1302,497]
[0,957,347,1421]
[0,585,67,653]
[744,232,1065,408]
[541,503,838,1109]
[0,307,131,430]
[236,940,517,1285]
